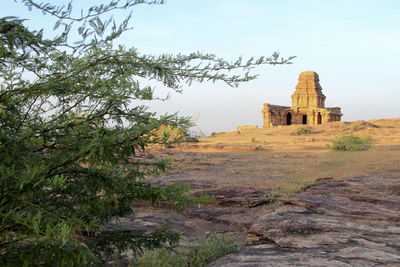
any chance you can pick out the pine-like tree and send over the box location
[0,1,293,265]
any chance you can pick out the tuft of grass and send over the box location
[271,178,313,198]
[342,123,364,132]
[130,233,241,267]
[350,124,364,131]
[329,135,372,151]
[290,126,312,135]
[318,153,349,177]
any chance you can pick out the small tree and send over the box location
[0,1,294,265]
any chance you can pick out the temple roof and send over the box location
[292,71,325,108]
[298,71,319,81]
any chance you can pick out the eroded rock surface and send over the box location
[107,184,272,245]
[194,186,274,207]
[210,175,400,266]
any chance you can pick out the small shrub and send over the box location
[341,124,350,131]
[329,135,372,151]
[131,233,241,267]
[350,124,364,131]
[290,126,312,135]
[185,129,205,143]
[185,136,200,143]
[342,123,364,132]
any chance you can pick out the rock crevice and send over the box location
[211,175,400,266]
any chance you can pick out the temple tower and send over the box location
[261,71,342,128]
[291,71,326,109]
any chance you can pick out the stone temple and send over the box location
[262,71,342,128]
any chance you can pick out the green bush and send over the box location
[131,233,241,267]
[329,135,372,151]
[290,126,312,135]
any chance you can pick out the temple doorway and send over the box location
[317,112,322,124]
[286,112,292,125]
[302,115,307,124]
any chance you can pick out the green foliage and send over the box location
[273,178,313,197]
[130,233,241,267]
[184,136,200,143]
[0,1,292,265]
[153,125,199,144]
[287,179,313,188]
[290,126,312,135]
[329,135,373,151]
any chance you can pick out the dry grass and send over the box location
[149,118,400,191]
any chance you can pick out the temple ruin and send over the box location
[262,71,342,128]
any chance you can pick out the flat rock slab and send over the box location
[210,175,400,266]
[107,185,272,245]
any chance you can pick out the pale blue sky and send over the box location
[3,0,400,134]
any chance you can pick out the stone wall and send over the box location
[262,71,342,128]
[262,104,291,128]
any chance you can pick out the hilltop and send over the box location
[152,118,400,189]
[126,118,400,266]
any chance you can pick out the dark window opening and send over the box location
[317,112,322,124]
[286,112,292,125]
[302,115,307,124]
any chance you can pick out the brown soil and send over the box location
[116,118,400,265]
[149,118,400,192]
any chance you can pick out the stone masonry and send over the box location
[262,71,342,128]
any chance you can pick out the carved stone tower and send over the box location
[291,71,326,109]
[262,71,342,128]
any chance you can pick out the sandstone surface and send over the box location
[210,174,400,266]
[110,118,400,265]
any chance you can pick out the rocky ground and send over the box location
[211,174,400,266]
[110,118,400,266]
